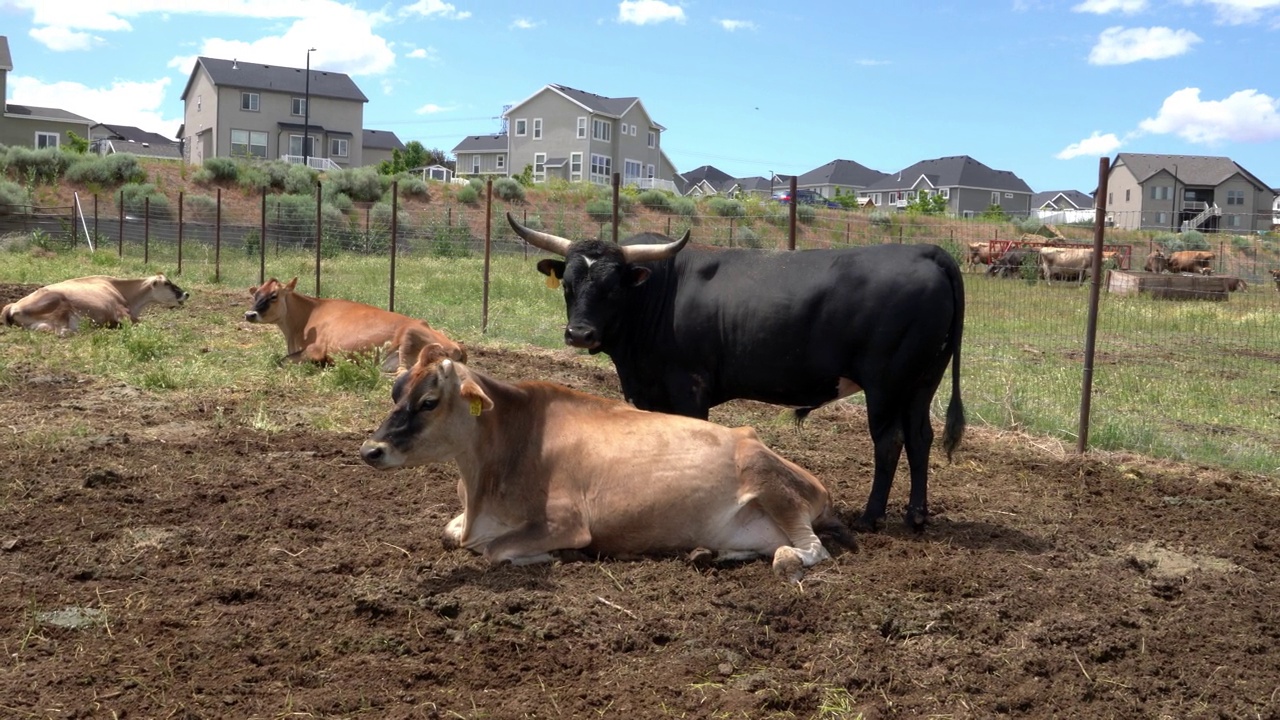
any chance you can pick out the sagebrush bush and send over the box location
[456,185,479,205]
[185,193,218,223]
[325,167,384,203]
[468,178,485,193]
[237,165,272,192]
[585,198,614,222]
[65,154,146,186]
[671,196,697,218]
[120,183,170,218]
[284,164,317,195]
[395,176,430,200]
[638,189,672,212]
[0,179,32,215]
[3,146,72,183]
[371,201,412,233]
[707,197,745,218]
[201,157,239,182]
[493,177,526,202]
[734,226,763,249]
[1018,215,1044,233]
[870,210,893,228]
[797,204,816,225]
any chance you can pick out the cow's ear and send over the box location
[415,343,448,369]
[459,379,494,414]
[248,285,259,295]
[536,259,565,280]
[284,277,298,291]
[628,267,651,287]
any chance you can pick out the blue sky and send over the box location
[2,0,1278,193]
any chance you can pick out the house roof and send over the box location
[180,56,369,103]
[678,164,734,187]
[0,35,13,72]
[452,134,509,154]
[1112,153,1271,191]
[733,176,774,193]
[89,123,181,158]
[1032,190,1094,210]
[91,123,177,146]
[505,84,667,131]
[863,155,1032,194]
[362,129,405,151]
[4,103,94,124]
[798,159,888,188]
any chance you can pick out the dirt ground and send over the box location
[2,283,1278,719]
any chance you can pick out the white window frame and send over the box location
[630,124,637,136]
[624,159,642,182]
[291,97,307,117]
[991,191,1000,205]
[576,117,587,139]
[231,129,268,158]
[873,193,881,206]
[241,92,260,112]
[940,188,950,199]
[35,131,59,149]
[471,155,480,174]
[570,152,583,182]
[532,118,542,140]
[592,119,611,142]
[1004,192,1013,198]
[590,153,611,185]
[533,152,546,182]
[646,164,655,179]
[287,133,318,158]
[329,138,348,158]
[496,154,506,170]
[514,118,527,137]
[647,130,655,148]
[1226,190,1244,206]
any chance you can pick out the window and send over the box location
[1226,190,1244,205]
[196,94,202,112]
[241,92,259,111]
[1004,193,1013,198]
[291,97,307,116]
[231,129,268,158]
[1157,212,1168,224]
[1227,214,1242,228]
[1108,192,1113,204]
[35,131,59,149]
[577,117,587,139]
[647,130,655,148]
[873,193,882,206]
[570,152,583,182]
[514,119,527,137]
[590,153,611,184]
[532,118,542,140]
[496,154,505,170]
[647,164,655,179]
[287,134,317,158]
[533,152,546,182]
[592,119,611,142]
[991,192,1000,205]
[630,124,637,136]
[1151,185,1171,200]
[472,156,480,174]
[624,159,642,181]
[329,138,348,158]
[940,188,950,199]
[1125,189,1130,202]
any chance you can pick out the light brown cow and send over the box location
[1144,249,1167,273]
[2,274,188,335]
[1038,247,1096,285]
[1271,269,1280,292]
[965,242,995,268]
[1165,250,1215,275]
[1222,277,1248,292]
[359,345,854,582]
[244,277,465,371]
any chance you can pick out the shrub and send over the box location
[201,157,239,182]
[120,183,170,218]
[284,164,318,195]
[707,197,745,218]
[493,177,526,202]
[65,154,146,186]
[237,165,272,192]
[456,185,480,205]
[3,146,72,183]
[323,167,384,203]
[797,204,816,225]
[869,210,893,228]
[395,176,430,200]
[371,201,412,234]
[469,178,485,193]
[585,197,615,222]
[0,179,32,215]
[639,189,673,213]
[1018,216,1044,234]
[423,222,473,257]
[734,226,764,249]
[670,196,697,218]
[185,193,219,223]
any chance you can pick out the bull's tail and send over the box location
[941,252,967,461]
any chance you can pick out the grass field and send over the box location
[3,237,1278,474]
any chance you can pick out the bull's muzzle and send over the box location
[565,324,600,350]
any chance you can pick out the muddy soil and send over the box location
[1,283,1278,719]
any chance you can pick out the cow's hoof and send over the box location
[686,547,715,568]
[771,547,806,584]
[904,507,929,532]
[851,513,886,533]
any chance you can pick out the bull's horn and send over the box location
[619,230,691,264]
[507,212,572,257]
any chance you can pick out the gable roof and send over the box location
[1112,153,1270,191]
[4,103,94,124]
[452,134,509,154]
[863,155,1032,194]
[362,129,405,151]
[505,83,666,131]
[678,164,734,187]
[1032,190,1094,210]
[798,159,888,188]
[180,56,369,103]
[89,123,181,158]
[92,123,176,145]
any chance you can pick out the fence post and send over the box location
[93,194,99,245]
[144,197,150,264]
[118,190,124,257]
[314,181,322,297]
[788,176,797,251]
[729,217,735,248]
[612,172,620,244]
[483,178,492,333]
[215,188,222,282]
[389,181,398,312]
[1077,156,1111,455]
[258,187,266,285]
[177,191,184,276]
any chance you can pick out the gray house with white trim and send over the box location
[1103,153,1272,233]
[797,159,888,200]
[861,155,1033,217]
[0,36,94,151]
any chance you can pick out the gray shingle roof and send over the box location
[90,123,181,159]
[863,155,1032,194]
[678,165,734,187]
[452,134,509,154]
[798,159,888,188]
[1113,153,1270,190]
[1032,190,1094,210]
[362,129,405,151]
[548,84,637,117]
[181,56,368,103]
[4,103,94,123]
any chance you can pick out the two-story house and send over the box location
[457,83,678,191]
[180,56,400,170]
[0,36,94,150]
[1103,153,1273,234]
[796,159,888,200]
[861,156,1033,217]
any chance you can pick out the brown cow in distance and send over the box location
[1165,250,1215,274]
[965,242,995,268]
[360,344,854,582]
[2,274,188,335]
[1144,249,1167,273]
[244,277,465,372]
[1271,269,1280,292]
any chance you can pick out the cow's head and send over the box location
[507,212,689,351]
[148,274,190,307]
[244,277,297,323]
[360,343,493,469]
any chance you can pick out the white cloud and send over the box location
[1056,131,1123,159]
[8,75,178,135]
[1201,0,1280,25]
[407,47,440,61]
[415,103,455,115]
[28,26,101,52]
[1072,0,1148,14]
[511,18,541,30]
[718,19,755,31]
[618,0,685,25]
[1088,26,1201,64]
[401,0,471,20]
[1138,87,1280,144]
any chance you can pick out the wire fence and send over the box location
[2,179,1279,473]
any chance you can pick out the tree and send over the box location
[904,191,948,215]
[64,131,90,154]
[378,141,453,176]
[979,204,1009,221]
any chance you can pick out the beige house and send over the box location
[0,36,94,150]
[179,56,400,170]
[1104,153,1273,234]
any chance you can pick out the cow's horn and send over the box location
[619,230,691,264]
[507,212,572,257]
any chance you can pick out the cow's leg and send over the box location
[901,384,940,531]
[441,513,466,550]
[484,504,592,566]
[858,395,905,532]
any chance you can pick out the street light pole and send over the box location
[303,47,316,168]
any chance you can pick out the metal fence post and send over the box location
[483,178,492,333]
[1077,156,1111,454]
[215,188,222,282]
[177,191,184,276]
[314,181,322,296]
[389,181,398,312]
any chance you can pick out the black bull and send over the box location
[507,213,965,530]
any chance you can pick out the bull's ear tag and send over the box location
[469,398,483,416]
[545,274,560,290]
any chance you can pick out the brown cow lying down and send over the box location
[360,345,855,582]
[245,277,465,372]
[2,273,188,335]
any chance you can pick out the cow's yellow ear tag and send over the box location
[545,274,560,290]
[469,398,483,416]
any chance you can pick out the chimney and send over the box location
[232,59,238,69]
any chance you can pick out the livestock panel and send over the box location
[1106,270,1228,301]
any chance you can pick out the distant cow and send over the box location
[1144,249,1167,273]
[1165,251,1215,275]
[2,274,188,335]
[244,277,465,372]
[360,345,854,582]
[1039,247,1096,285]
[965,242,995,268]
[1271,269,1280,292]
[987,248,1040,278]
[1222,277,1248,292]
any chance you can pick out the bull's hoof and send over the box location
[904,506,929,532]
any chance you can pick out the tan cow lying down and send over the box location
[2,274,188,335]
[244,277,465,372]
[360,345,855,582]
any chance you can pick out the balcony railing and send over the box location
[280,154,341,171]
[625,177,677,193]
